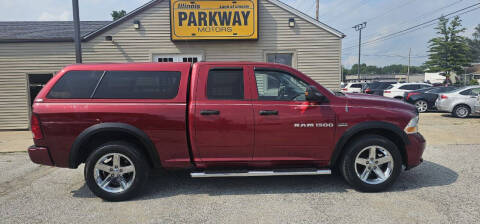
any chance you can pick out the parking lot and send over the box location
[1,113,479,224]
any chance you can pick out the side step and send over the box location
[190,169,331,178]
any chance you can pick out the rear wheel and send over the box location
[415,100,428,113]
[452,105,470,118]
[84,141,149,201]
[340,135,402,192]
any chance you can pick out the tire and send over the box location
[452,105,470,118]
[340,135,402,192]
[394,96,403,100]
[84,141,150,201]
[415,100,429,113]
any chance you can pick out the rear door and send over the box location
[250,67,336,166]
[191,64,255,167]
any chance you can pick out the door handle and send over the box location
[259,110,279,116]
[200,110,220,116]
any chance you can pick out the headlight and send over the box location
[404,115,419,134]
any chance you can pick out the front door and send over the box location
[251,68,336,167]
[192,65,255,167]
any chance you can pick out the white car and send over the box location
[341,83,365,93]
[383,83,432,99]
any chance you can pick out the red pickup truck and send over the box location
[28,62,425,201]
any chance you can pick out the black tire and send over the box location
[340,135,402,192]
[452,104,471,118]
[84,141,150,201]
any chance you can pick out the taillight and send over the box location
[406,92,420,100]
[31,114,43,140]
[365,88,371,93]
[342,88,348,91]
[384,90,391,93]
[441,95,448,99]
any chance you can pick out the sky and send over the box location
[0,0,479,68]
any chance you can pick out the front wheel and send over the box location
[340,135,402,192]
[84,141,149,201]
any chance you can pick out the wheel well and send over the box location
[335,129,408,167]
[453,104,471,111]
[75,131,154,168]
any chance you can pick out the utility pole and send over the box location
[315,0,319,21]
[72,0,82,63]
[407,48,411,82]
[353,22,367,81]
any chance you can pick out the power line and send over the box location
[363,0,418,24]
[342,0,466,46]
[342,3,480,51]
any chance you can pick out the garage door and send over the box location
[0,74,29,130]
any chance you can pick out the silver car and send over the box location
[435,85,480,118]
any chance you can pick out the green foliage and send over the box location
[470,78,479,85]
[466,24,480,63]
[425,16,472,75]
[111,10,127,21]
[343,64,426,75]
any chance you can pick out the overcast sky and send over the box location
[0,0,479,68]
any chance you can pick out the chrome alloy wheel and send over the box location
[94,153,136,193]
[354,146,394,185]
[415,100,428,113]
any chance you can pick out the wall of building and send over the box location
[0,0,342,130]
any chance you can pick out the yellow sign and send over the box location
[171,0,258,40]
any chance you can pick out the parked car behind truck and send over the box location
[28,62,426,201]
[404,86,458,112]
[436,85,480,118]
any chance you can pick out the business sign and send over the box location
[170,0,258,40]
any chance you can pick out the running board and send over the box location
[190,169,331,178]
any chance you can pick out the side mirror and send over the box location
[305,86,327,103]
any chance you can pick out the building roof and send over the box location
[85,0,345,40]
[1,0,345,43]
[0,21,109,43]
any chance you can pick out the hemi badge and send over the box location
[338,123,348,127]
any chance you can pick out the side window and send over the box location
[398,85,410,90]
[351,84,362,88]
[255,70,308,101]
[471,88,480,95]
[93,71,181,99]
[206,69,244,100]
[47,71,103,99]
[460,89,472,96]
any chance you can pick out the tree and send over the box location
[111,10,127,21]
[425,16,471,76]
[467,24,480,63]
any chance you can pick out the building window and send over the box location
[266,53,293,67]
[153,54,203,63]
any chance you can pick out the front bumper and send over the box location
[28,145,54,166]
[405,133,426,170]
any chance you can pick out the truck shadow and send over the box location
[71,161,457,201]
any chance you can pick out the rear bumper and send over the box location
[28,145,54,166]
[405,133,426,170]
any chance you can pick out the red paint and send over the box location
[29,62,425,171]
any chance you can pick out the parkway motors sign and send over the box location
[170,0,258,40]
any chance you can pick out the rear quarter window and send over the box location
[93,71,181,99]
[47,71,103,99]
[351,84,362,88]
